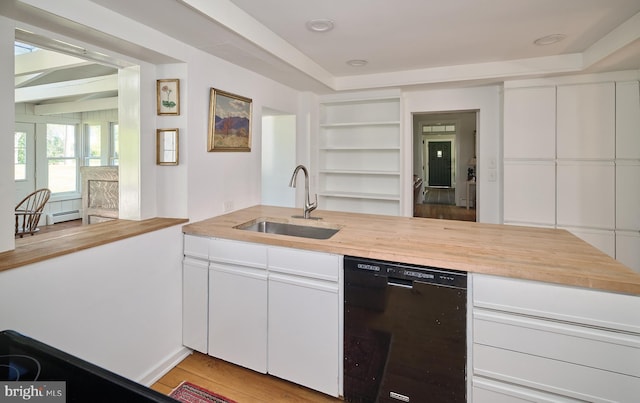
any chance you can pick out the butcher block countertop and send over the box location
[0,217,188,273]
[183,205,640,296]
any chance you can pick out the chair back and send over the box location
[15,188,51,237]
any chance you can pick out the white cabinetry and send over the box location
[557,82,615,160]
[616,81,640,160]
[267,247,342,397]
[556,161,615,229]
[183,235,210,354]
[503,86,556,160]
[503,86,556,227]
[615,81,640,273]
[208,239,268,373]
[472,274,640,402]
[184,234,344,397]
[318,93,401,216]
[503,161,555,226]
[503,76,640,271]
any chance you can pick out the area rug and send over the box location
[424,187,456,205]
[169,381,237,403]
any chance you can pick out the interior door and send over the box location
[428,141,452,187]
[14,122,36,204]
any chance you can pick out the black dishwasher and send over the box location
[344,256,467,403]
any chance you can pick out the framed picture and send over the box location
[156,128,179,165]
[207,88,252,152]
[157,79,180,115]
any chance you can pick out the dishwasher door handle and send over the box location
[387,277,413,288]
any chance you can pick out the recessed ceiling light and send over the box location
[347,59,368,67]
[306,19,334,32]
[534,33,566,46]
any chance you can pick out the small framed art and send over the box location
[157,79,180,115]
[156,128,179,165]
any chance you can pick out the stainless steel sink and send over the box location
[235,218,340,240]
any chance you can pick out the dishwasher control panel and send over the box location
[344,256,467,289]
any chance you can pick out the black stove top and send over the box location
[1,330,176,402]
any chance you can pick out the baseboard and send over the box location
[137,346,193,386]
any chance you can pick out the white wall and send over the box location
[184,54,301,222]
[403,86,502,223]
[0,225,187,384]
[0,0,305,383]
[155,63,188,218]
[0,16,15,252]
[262,114,296,207]
[1,1,304,230]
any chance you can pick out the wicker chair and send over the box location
[15,188,51,237]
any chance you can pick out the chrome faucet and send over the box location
[288,164,318,219]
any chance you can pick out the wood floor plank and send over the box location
[152,352,341,402]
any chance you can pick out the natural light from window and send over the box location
[47,123,78,193]
[86,124,102,166]
[14,131,26,181]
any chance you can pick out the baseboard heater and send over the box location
[47,210,81,224]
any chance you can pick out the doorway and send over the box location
[413,111,477,222]
[261,109,296,207]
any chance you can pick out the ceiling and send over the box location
[5,0,640,104]
[92,0,640,91]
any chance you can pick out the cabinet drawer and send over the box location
[268,246,341,281]
[473,274,640,332]
[473,377,581,403]
[474,310,640,377]
[184,234,209,260]
[209,238,267,268]
[474,344,640,402]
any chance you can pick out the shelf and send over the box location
[319,191,400,201]
[320,121,400,128]
[319,146,401,151]
[319,169,400,176]
[318,94,402,216]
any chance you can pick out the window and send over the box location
[110,123,119,166]
[14,131,26,181]
[422,123,456,133]
[85,124,102,166]
[47,124,78,193]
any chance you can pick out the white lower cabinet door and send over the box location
[209,263,268,373]
[182,257,209,353]
[268,274,340,397]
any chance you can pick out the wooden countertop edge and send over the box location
[0,217,188,273]
[182,206,640,296]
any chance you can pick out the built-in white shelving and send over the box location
[318,94,402,216]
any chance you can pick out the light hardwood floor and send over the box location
[151,352,342,402]
[414,203,476,222]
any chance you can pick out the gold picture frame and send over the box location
[156,128,179,165]
[207,88,252,152]
[157,79,180,115]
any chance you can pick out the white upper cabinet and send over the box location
[616,161,640,231]
[503,86,556,159]
[557,82,615,160]
[616,81,640,160]
[557,161,615,229]
[503,161,555,226]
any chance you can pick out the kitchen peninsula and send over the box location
[183,205,640,402]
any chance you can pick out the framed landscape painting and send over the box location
[157,79,180,115]
[207,88,252,152]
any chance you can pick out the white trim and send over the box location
[137,347,192,386]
